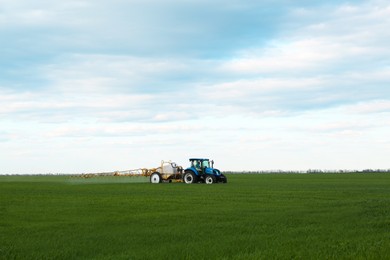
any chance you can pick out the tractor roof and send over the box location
[189,158,209,161]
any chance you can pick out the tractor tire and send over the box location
[183,171,197,184]
[150,172,162,184]
[205,175,216,184]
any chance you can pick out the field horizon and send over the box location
[1,168,390,176]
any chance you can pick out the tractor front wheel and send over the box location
[205,175,216,184]
[183,171,197,184]
[150,172,162,183]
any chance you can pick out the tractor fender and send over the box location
[184,167,199,176]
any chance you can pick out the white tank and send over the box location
[162,163,177,174]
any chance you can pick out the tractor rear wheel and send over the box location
[150,172,162,183]
[183,171,197,184]
[205,175,216,184]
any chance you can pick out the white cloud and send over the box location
[0,90,155,122]
[221,38,342,75]
[41,54,200,93]
[223,7,390,77]
[342,100,390,114]
[0,1,91,28]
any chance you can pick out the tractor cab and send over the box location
[183,158,227,184]
[190,158,212,174]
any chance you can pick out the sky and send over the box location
[1,0,390,174]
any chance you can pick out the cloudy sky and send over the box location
[1,0,390,174]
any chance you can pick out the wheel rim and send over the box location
[184,173,193,183]
[151,174,160,183]
[205,176,213,184]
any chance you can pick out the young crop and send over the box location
[1,173,390,259]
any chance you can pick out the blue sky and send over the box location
[1,0,390,174]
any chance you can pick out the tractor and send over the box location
[182,158,227,184]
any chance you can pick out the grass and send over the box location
[1,173,390,259]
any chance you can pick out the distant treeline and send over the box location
[2,169,390,175]
[223,169,390,174]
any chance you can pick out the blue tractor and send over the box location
[182,158,227,184]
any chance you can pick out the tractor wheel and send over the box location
[183,171,197,184]
[205,175,216,184]
[220,174,227,183]
[150,172,162,183]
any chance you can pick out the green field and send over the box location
[1,173,390,259]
